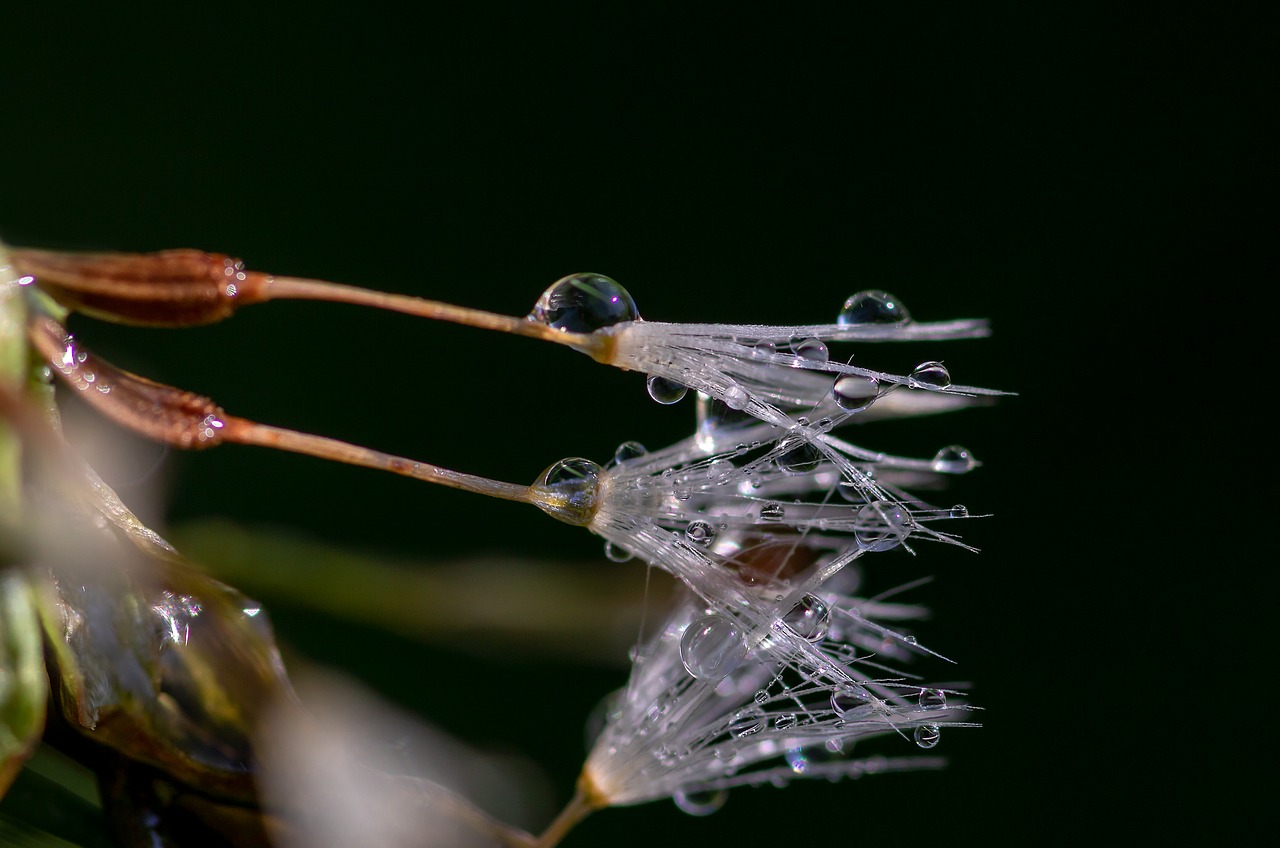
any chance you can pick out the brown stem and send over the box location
[534,777,604,848]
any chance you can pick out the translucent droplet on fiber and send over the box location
[932,444,975,473]
[680,614,747,681]
[783,594,831,641]
[831,686,873,718]
[535,457,603,525]
[759,503,786,522]
[832,374,880,411]
[646,375,688,404]
[919,688,947,711]
[774,713,798,730]
[949,504,970,519]
[612,440,648,466]
[854,501,911,551]
[793,338,829,362]
[529,273,638,332]
[685,520,716,547]
[603,541,633,562]
[838,290,912,326]
[914,724,941,749]
[673,788,728,816]
[777,442,822,474]
[729,706,767,738]
[909,360,952,390]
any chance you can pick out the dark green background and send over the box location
[2,2,1261,844]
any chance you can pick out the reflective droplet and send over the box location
[722,383,750,410]
[793,338,829,362]
[681,614,747,681]
[753,689,769,705]
[932,444,975,473]
[685,521,716,548]
[909,360,952,390]
[536,457,603,524]
[707,459,734,480]
[673,788,728,817]
[529,273,639,332]
[774,713,798,730]
[604,541,633,563]
[754,340,777,356]
[919,688,947,711]
[838,290,912,326]
[759,503,786,522]
[904,635,918,645]
[611,440,648,466]
[647,375,688,404]
[914,724,941,749]
[831,686,873,718]
[783,594,831,641]
[854,501,911,551]
[777,442,821,474]
[832,374,880,411]
[729,706,767,738]
[949,504,969,519]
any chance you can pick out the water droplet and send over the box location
[754,340,777,356]
[529,273,638,332]
[909,360,952,390]
[783,594,831,641]
[729,706,766,738]
[673,788,728,816]
[914,724,941,749]
[774,713,798,730]
[919,689,947,711]
[949,504,969,519]
[831,686,873,718]
[536,457,603,524]
[685,521,716,547]
[825,738,844,754]
[707,459,734,480]
[904,635,918,645]
[793,338,829,362]
[612,441,648,466]
[838,290,912,326]
[722,383,750,410]
[541,457,602,487]
[604,541,633,563]
[647,375,688,404]
[832,374,880,411]
[777,442,821,474]
[680,614,747,680]
[932,444,975,473]
[753,689,769,705]
[759,503,786,522]
[854,501,911,551]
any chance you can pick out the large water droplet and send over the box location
[854,501,911,551]
[603,541,633,563]
[919,688,947,711]
[793,338,829,362]
[909,360,952,390]
[529,273,638,332]
[831,686,873,718]
[685,520,716,547]
[536,457,603,524]
[647,375,688,405]
[838,290,912,326]
[777,441,822,474]
[673,788,728,816]
[729,706,767,738]
[759,503,786,522]
[681,614,747,681]
[931,444,975,473]
[832,374,880,411]
[914,724,941,749]
[612,440,648,466]
[783,594,831,641]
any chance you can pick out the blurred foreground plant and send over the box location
[0,246,1001,846]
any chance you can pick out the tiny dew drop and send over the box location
[909,360,952,390]
[685,520,716,547]
[647,375,688,405]
[793,337,829,362]
[529,273,639,332]
[838,290,912,326]
[932,444,975,473]
[673,788,728,817]
[603,541,633,563]
[832,374,879,411]
[729,706,766,738]
[680,614,747,681]
[783,594,831,641]
[949,504,970,519]
[777,441,822,474]
[914,724,941,749]
[919,688,948,711]
[773,713,798,730]
[753,689,769,705]
[854,500,911,551]
[612,440,648,466]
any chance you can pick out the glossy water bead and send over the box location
[782,593,831,641]
[854,500,911,551]
[529,273,639,332]
[680,614,748,681]
[838,290,912,326]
